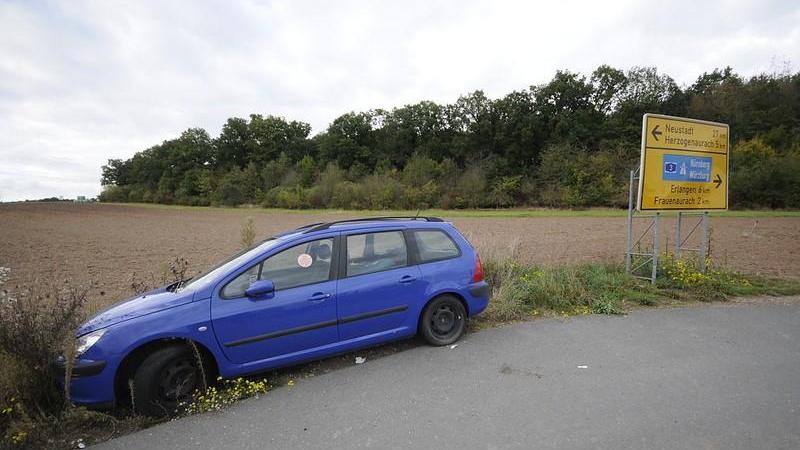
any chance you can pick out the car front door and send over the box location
[336,230,424,341]
[211,236,339,365]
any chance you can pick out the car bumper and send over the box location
[55,358,107,377]
[469,282,491,298]
[55,358,116,408]
[466,281,490,316]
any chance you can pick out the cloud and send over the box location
[1,0,798,201]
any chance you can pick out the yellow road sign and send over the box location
[637,114,729,211]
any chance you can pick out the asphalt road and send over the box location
[97,298,800,450]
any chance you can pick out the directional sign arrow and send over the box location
[651,125,662,141]
[713,174,722,189]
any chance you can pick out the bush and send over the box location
[152,176,175,204]
[213,170,246,206]
[535,144,632,208]
[658,255,752,301]
[126,185,146,203]
[401,153,441,186]
[296,155,317,188]
[260,153,293,191]
[240,217,256,249]
[97,185,130,203]
[362,173,405,209]
[0,268,88,446]
[731,139,800,208]
[489,175,522,207]
[305,163,345,208]
[331,181,364,209]
[443,164,488,208]
[403,180,440,210]
[263,186,305,209]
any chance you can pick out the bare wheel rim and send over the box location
[157,357,199,403]
[430,302,462,338]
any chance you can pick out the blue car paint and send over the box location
[336,262,424,342]
[213,277,341,364]
[67,298,214,405]
[78,287,195,335]
[64,220,490,408]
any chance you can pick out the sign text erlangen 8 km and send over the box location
[637,113,729,211]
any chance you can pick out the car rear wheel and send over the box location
[420,295,467,346]
[132,344,207,417]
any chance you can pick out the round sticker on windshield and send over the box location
[297,253,313,268]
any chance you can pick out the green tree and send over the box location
[297,155,317,188]
[100,159,129,186]
[317,112,376,169]
[216,117,250,169]
[98,66,800,211]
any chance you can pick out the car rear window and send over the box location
[412,230,461,263]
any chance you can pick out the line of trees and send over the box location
[99,65,800,209]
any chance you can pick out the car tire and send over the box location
[132,344,208,417]
[420,295,467,346]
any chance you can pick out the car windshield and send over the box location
[177,238,282,293]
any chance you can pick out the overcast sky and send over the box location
[1,0,798,201]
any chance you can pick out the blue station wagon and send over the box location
[61,217,490,416]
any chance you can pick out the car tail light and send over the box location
[471,253,484,283]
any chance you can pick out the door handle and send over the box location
[399,275,417,283]
[308,292,331,302]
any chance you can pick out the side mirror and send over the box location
[245,280,275,298]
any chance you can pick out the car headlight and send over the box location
[76,329,106,357]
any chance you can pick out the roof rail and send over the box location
[294,222,325,230]
[302,216,443,233]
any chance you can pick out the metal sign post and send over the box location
[626,171,712,282]
[673,211,710,269]
[625,167,662,283]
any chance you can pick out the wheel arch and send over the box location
[417,291,469,333]
[113,337,219,407]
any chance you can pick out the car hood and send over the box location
[78,287,194,335]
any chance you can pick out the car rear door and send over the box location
[211,235,340,365]
[336,229,424,341]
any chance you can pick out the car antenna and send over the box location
[414,208,421,219]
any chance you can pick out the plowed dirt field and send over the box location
[1,202,797,311]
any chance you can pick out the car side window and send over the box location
[220,265,259,299]
[261,238,333,290]
[346,231,407,277]
[221,238,334,298]
[412,230,461,263]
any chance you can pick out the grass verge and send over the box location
[477,254,800,326]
